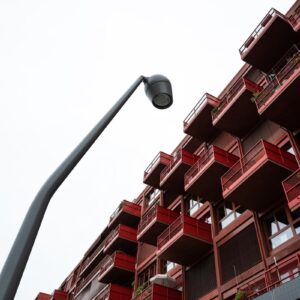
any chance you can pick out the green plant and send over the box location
[251,91,260,103]
[235,290,247,300]
[135,283,147,296]
[211,107,219,114]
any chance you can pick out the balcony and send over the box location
[183,93,220,142]
[283,169,300,212]
[134,284,182,300]
[103,224,137,255]
[157,215,212,266]
[35,293,51,300]
[93,284,132,300]
[184,145,239,202]
[211,78,261,138]
[98,252,136,285]
[221,140,298,211]
[137,205,179,245]
[239,8,297,72]
[51,290,68,300]
[80,238,107,276]
[180,134,202,155]
[144,152,172,188]
[108,200,141,230]
[255,44,300,131]
[160,149,198,193]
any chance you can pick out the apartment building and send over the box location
[36,1,300,299]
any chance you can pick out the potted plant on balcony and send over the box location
[250,91,261,103]
[235,290,247,300]
[135,283,147,296]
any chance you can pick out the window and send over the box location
[201,213,212,224]
[137,262,156,290]
[145,189,160,208]
[217,202,245,229]
[187,196,203,216]
[264,207,300,249]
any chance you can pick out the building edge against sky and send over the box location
[36,1,300,300]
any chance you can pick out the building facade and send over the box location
[36,1,300,300]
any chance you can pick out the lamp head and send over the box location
[143,74,173,109]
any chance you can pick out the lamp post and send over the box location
[0,74,173,300]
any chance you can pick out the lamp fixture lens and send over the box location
[153,93,172,109]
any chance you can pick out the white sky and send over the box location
[0,1,296,299]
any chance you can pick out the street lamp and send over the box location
[0,74,173,300]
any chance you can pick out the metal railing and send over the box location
[133,284,153,300]
[144,152,171,179]
[288,4,300,27]
[282,168,300,204]
[183,93,219,128]
[238,252,300,299]
[255,44,300,109]
[93,284,109,300]
[239,8,284,54]
[221,140,296,192]
[138,204,158,234]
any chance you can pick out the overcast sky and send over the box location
[0,1,296,299]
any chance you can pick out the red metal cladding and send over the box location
[283,168,300,212]
[52,290,68,300]
[98,252,136,284]
[221,140,298,211]
[211,77,262,138]
[183,93,220,142]
[108,200,141,230]
[238,251,300,299]
[137,205,179,245]
[255,44,300,131]
[157,215,212,266]
[94,284,132,300]
[184,145,239,202]
[103,224,137,255]
[35,293,51,300]
[239,8,297,72]
[160,149,198,193]
[134,284,182,300]
[143,152,172,188]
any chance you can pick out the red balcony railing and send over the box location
[239,9,283,55]
[283,168,300,212]
[160,149,198,192]
[183,93,220,141]
[184,145,239,200]
[80,238,107,276]
[221,140,298,210]
[238,251,300,299]
[108,200,141,229]
[137,204,179,245]
[157,215,212,265]
[51,290,68,300]
[98,252,136,284]
[94,284,132,300]
[103,224,137,255]
[143,152,172,188]
[133,284,182,300]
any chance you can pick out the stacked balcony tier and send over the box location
[184,145,239,202]
[137,205,179,245]
[211,78,261,138]
[157,215,212,266]
[255,44,300,131]
[93,284,132,300]
[144,152,172,188]
[98,252,135,285]
[183,93,220,142]
[221,140,298,211]
[108,200,141,230]
[283,168,300,212]
[103,224,137,255]
[239,8,298,72]
[134,284,182,300]
[160,149,198,193]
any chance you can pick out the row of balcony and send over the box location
[184,47,300,144]
[144,140,298,212]
[35,290,68,300]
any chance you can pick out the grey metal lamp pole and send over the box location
[0,74,173,300]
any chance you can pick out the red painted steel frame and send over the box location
[94,283,132,300]
[35,293,51,300]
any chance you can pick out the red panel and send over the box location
[35,293,51,300]
[52,290,68,300]
[283,168,300,212]
[94,284,132,300]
